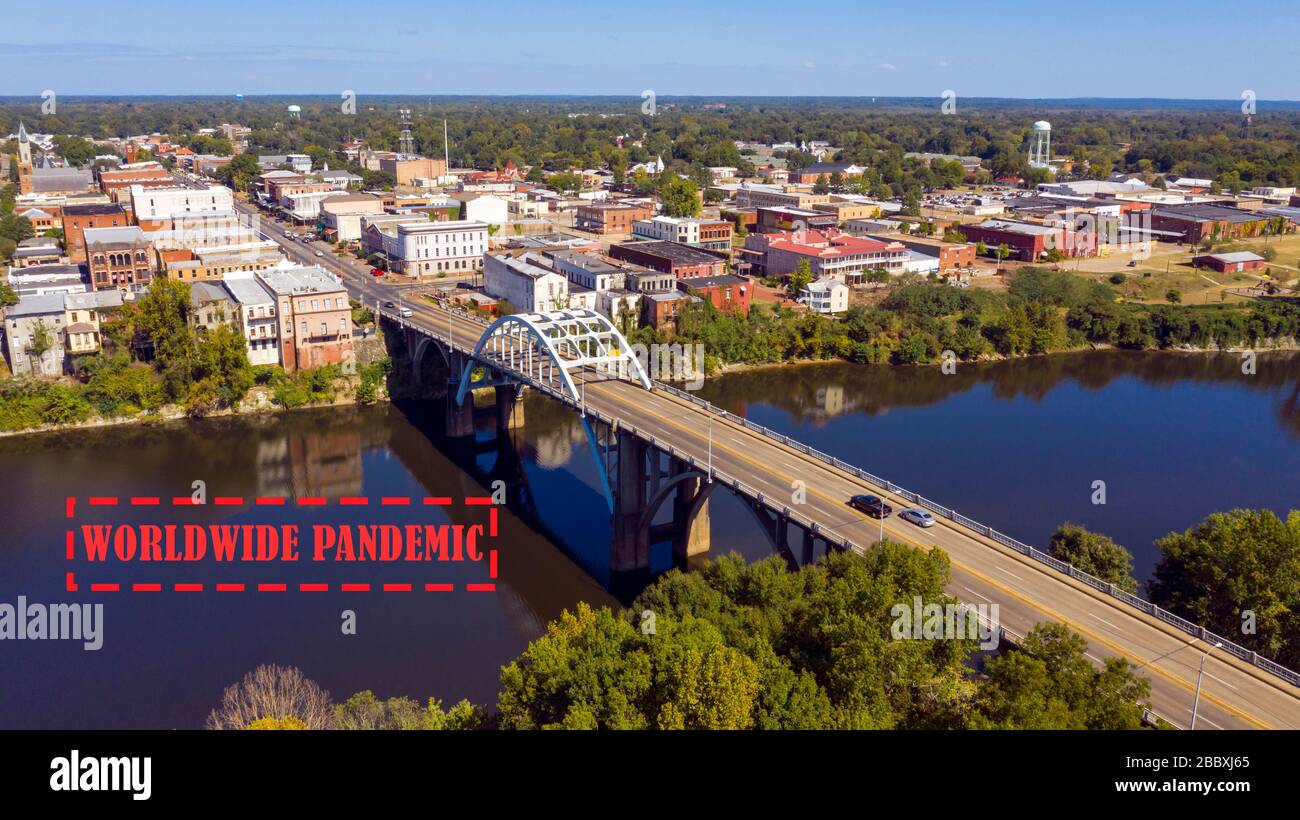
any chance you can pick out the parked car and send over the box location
[370,268,385,277]
[849,494,893,518]
[899,508,936,528]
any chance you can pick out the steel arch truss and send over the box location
[454,309,651,405]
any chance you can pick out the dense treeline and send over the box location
[5,98,1300,190]
[208,546,1154,730]
[634,269,1300,368]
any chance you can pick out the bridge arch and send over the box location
[635,469,715,555]
[454,309,651,406]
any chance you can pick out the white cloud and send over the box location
[803,59,816,69]
[880,63,897,72]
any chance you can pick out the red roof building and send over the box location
[743,228,910,283]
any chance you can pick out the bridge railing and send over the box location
[649,382,1300,689]
[387,307,1300,689]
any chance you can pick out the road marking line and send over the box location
[597,381,1277,730]
[993,565,1023,581]
[1089,612,1120,630]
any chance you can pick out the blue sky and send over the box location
[4,0,1298,99]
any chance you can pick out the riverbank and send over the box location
[695,335,1300,378]
[0,370,388,439]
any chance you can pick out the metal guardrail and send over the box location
[384,306,1300,690]
[648,382,1300,689]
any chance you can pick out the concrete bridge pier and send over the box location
[494,383,526,431]
[611,430,649,573]
[445,395,475,438]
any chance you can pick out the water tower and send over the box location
[1029,120,1051,168]
[287,104,302,119]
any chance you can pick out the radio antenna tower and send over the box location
[399,107,414,155]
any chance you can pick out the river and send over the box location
[0,350,1296,728]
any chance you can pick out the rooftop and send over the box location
[257,266,346,296]
[613,240,723,266]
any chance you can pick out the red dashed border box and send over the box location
[64,495,498,594]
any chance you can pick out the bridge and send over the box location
[235,205,1300,731]
[384,298,1300,732]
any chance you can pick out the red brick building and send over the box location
[84,226,155,293]
[62,203,130,264]
[608,240,727,279]
[680,274,751,316]
[1192,251,1266,273]
[574,201,655,235]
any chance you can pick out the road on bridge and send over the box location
[238,201,1300,731]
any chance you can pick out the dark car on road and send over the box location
[849,494,893,518]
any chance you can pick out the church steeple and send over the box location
[16,121,33,194]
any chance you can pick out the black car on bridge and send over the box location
[849,494,893,519]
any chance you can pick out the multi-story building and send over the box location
[867,234,976,271]
[800,279,849,314]
[608,240,727,279]
[483,253,570,313]
[188,282,240,333]
[734,186,829,210]
[4,293,67,376]
[62,203,129,263]
[99,161,172,196]
[392,220,488,279]
[318,194,385,242]
[130,185,235,231]
[63,291,124,356]
[256,267,354,372]
[680,274,750,316]
[575,201,656,235]
[10,236,61,267]
[3,290,124,376]
[84,226,155,293]
[257,154,313,174]
[745,229,911,284]
[632,215,733,252]
[223,275,281,366]
[380,156,448,186]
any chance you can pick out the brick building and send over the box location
[84,226,155,293]
[574,202,656,235]
[608,240,727,279]
[680,274,750,316]
[256,267,354,373]
[62,203,129,264]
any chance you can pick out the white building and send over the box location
[800,279,849,315]
[280,189,348,221]
[632,215,698,245]
[258,154,312,174]
[222,274,281,366]
[130,185,234,228]
[452,194,509,226]
[394,220,489,279]
[483,253,569,313]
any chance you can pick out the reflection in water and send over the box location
[0,405,613,729]
[0,349,1295,728]
[706,350,1300,438]
[693,350,1300,584]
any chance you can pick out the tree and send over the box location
[787,259,813,298]
[972,623,1151,729]
[206,664,333,729]
[658,174,701,218]
[216,152,261,193]
[1048,523,1138,593]
[332,690,486,730]
[547,171,582,194]
[1150,509,1300,666]
[813,174,830,194]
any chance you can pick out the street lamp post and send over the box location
[1190,642,1223,730]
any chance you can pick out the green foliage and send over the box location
[1150,509,1300,667]
[657,174,701,218]
[355,358,391,405]
[971,623,1151,729]
[1048,523,1138,593]
[270,364,342,408]
[331,690,487,730]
